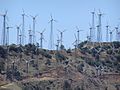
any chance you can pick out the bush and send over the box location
[0,46,7,58]
[113,41,120,48]
[63,80,72,90]
[0,60,5,73]
[39,50,52,59]
[67,48,71,53]
[24,44,37,55]
[115,54,120,62]
[78,41,87,49]
[77,63,84,73]
[45,59,51,65]
[55,53,66,62]
[9,44,23,53]
[107,49,113,55]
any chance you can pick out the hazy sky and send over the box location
[0,0,120,49]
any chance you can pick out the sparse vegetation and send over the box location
[0,42,120,90]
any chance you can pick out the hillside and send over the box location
[0,41,120,90]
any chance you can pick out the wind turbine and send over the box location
[0,11,8,46]
[21,9,28,45]
[37,29,46,49]
[89,27,92,42]
[106,25,109,42]
[16,24,21,45]
[56,35,60,51]
[30,15,38,45]
[57,29,66,49]
[19,34,22,45]
[97,9,104,42]
[109,29,114,42]
[28,25,33,44]
[91,9,96,42]
[115,26,119,41]
[6,26,13,46]
[72,34,78,59]
[48,14,57,50]
[96,25,100,42]
[76,26,83,45]
[23,59,34,76]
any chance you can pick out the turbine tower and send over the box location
[106,25,109,42]
[37,29,45,49]
[115,27,119,41]
[57,29,66,49]
[98,10,103,42]
[72,34,78,59]
[96,25,100,42]
[16,24,21,45]
[56,35,60,51]
[28,26,33,44]
[89,27,92,42]
[109,29,114,42]
[0,11,7,46]
[21,9,27,45]
[91,10,95,42]
[49,14,57,50]
[19,28,22,45]
[6,26,12,46]
[76,26,83,46]
[30,15,38,45]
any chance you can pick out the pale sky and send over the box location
[0,0,120,49]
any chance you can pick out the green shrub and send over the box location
[0,46,7,58]
[77,63,84,73]
[63,80,72,90]
[55,53,66,62]
[39,50,52,59]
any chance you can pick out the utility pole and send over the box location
[6,26,12,46]
[30,15,38,45]
[106,25,109,42]
[49,14,57,50]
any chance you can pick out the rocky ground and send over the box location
[0,42,120,90]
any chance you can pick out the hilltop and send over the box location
[0,41,120,90]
